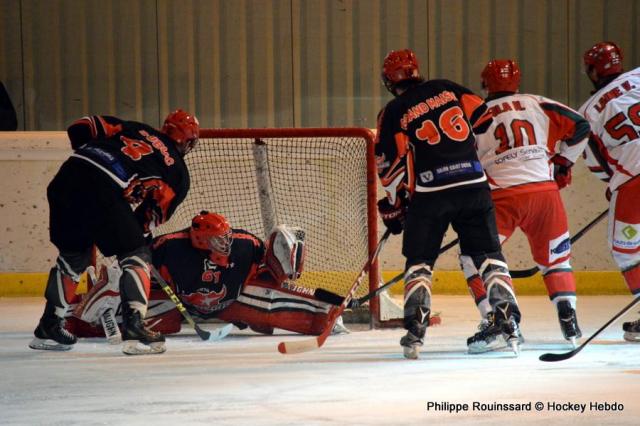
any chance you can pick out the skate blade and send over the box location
[467,338,507,354]
[403,345,420,360]
[28,337,73,351]
[623,331,640,342]
[508,339,520,356]
[568,336,577,349]
[122,340,166,355]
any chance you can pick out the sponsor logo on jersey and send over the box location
[181,286,228,314]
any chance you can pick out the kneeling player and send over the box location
[67,211,348,340]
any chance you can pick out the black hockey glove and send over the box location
[377,197,406,235]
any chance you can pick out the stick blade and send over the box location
[278,337,320,355]
[539,350,577,362]
[207,324,234,342]
[194,325,212,341]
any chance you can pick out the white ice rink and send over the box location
[1,295,639,425]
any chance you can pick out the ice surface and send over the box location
[1,296,638,425]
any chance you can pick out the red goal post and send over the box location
[152,127,386,325]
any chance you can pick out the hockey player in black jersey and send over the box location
[29,110,199,355]
[68,211,347,339]
[376,49,523,359]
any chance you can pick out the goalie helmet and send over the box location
[265,225,306,283]
[190,211,233,267]
[161,109,200,156]
[382,49,422,95]
[583,41,623,81]
[481,59,521,94]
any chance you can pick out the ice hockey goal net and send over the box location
[154,128,389,325]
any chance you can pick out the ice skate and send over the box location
[622,317,640,342]
[494,301,523,356]
[468,303,523,355]
[557,300,582,348]
[29,303,77,351]
[467,314,506,354]
[121,307,166,355]
[400,331,423,360]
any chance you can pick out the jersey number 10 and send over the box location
[494,119,537,155]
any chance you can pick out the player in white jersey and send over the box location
[465,60,590,351]
[580,42,640,342]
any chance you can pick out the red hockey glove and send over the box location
[550,155,573,189]
[377,197,405,235]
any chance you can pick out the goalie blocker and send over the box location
[67,213,349,338]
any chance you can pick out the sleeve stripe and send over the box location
[540,102,591,145]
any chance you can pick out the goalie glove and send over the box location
[265,225,306,283]
[377,197,406,235]
[550,155,573,189]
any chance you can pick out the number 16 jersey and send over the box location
[375,79,493,202]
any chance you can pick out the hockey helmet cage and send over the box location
[481,59,521,94]
[265,225,306,283]
[190,211,233,267]
[162,109,200,156]
[583,41,623,80]
[382,49,421,93]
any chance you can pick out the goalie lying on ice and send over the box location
[66,211,348,340]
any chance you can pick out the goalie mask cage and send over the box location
[153,127,396,327]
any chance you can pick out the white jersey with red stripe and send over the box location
[579,67,640,191]
[476,93,589,194]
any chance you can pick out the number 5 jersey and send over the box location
[580,68,640,191]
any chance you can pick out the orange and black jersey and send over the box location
[68,115,190,229]
[376,79,492,201]
[151,228,265,318]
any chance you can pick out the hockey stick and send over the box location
[510,208,609,278]
[150,266,233,342]
[328,236,460,308]
[350,208,610,302]
[277,229,392,354]
[540,296,640,362]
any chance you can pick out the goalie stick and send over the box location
[352,209,610,302]
[277,229,392,354]
[150,266,233,342]
[539,296,640,362]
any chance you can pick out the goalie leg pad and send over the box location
[218,282,332,335]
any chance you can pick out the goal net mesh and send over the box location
[155,129,377,302]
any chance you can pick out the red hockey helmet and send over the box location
[190,211,233,267]
[382,49,421,93]
[481,59,521,94]
[583,41,624,80]
[161,109,200,156]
